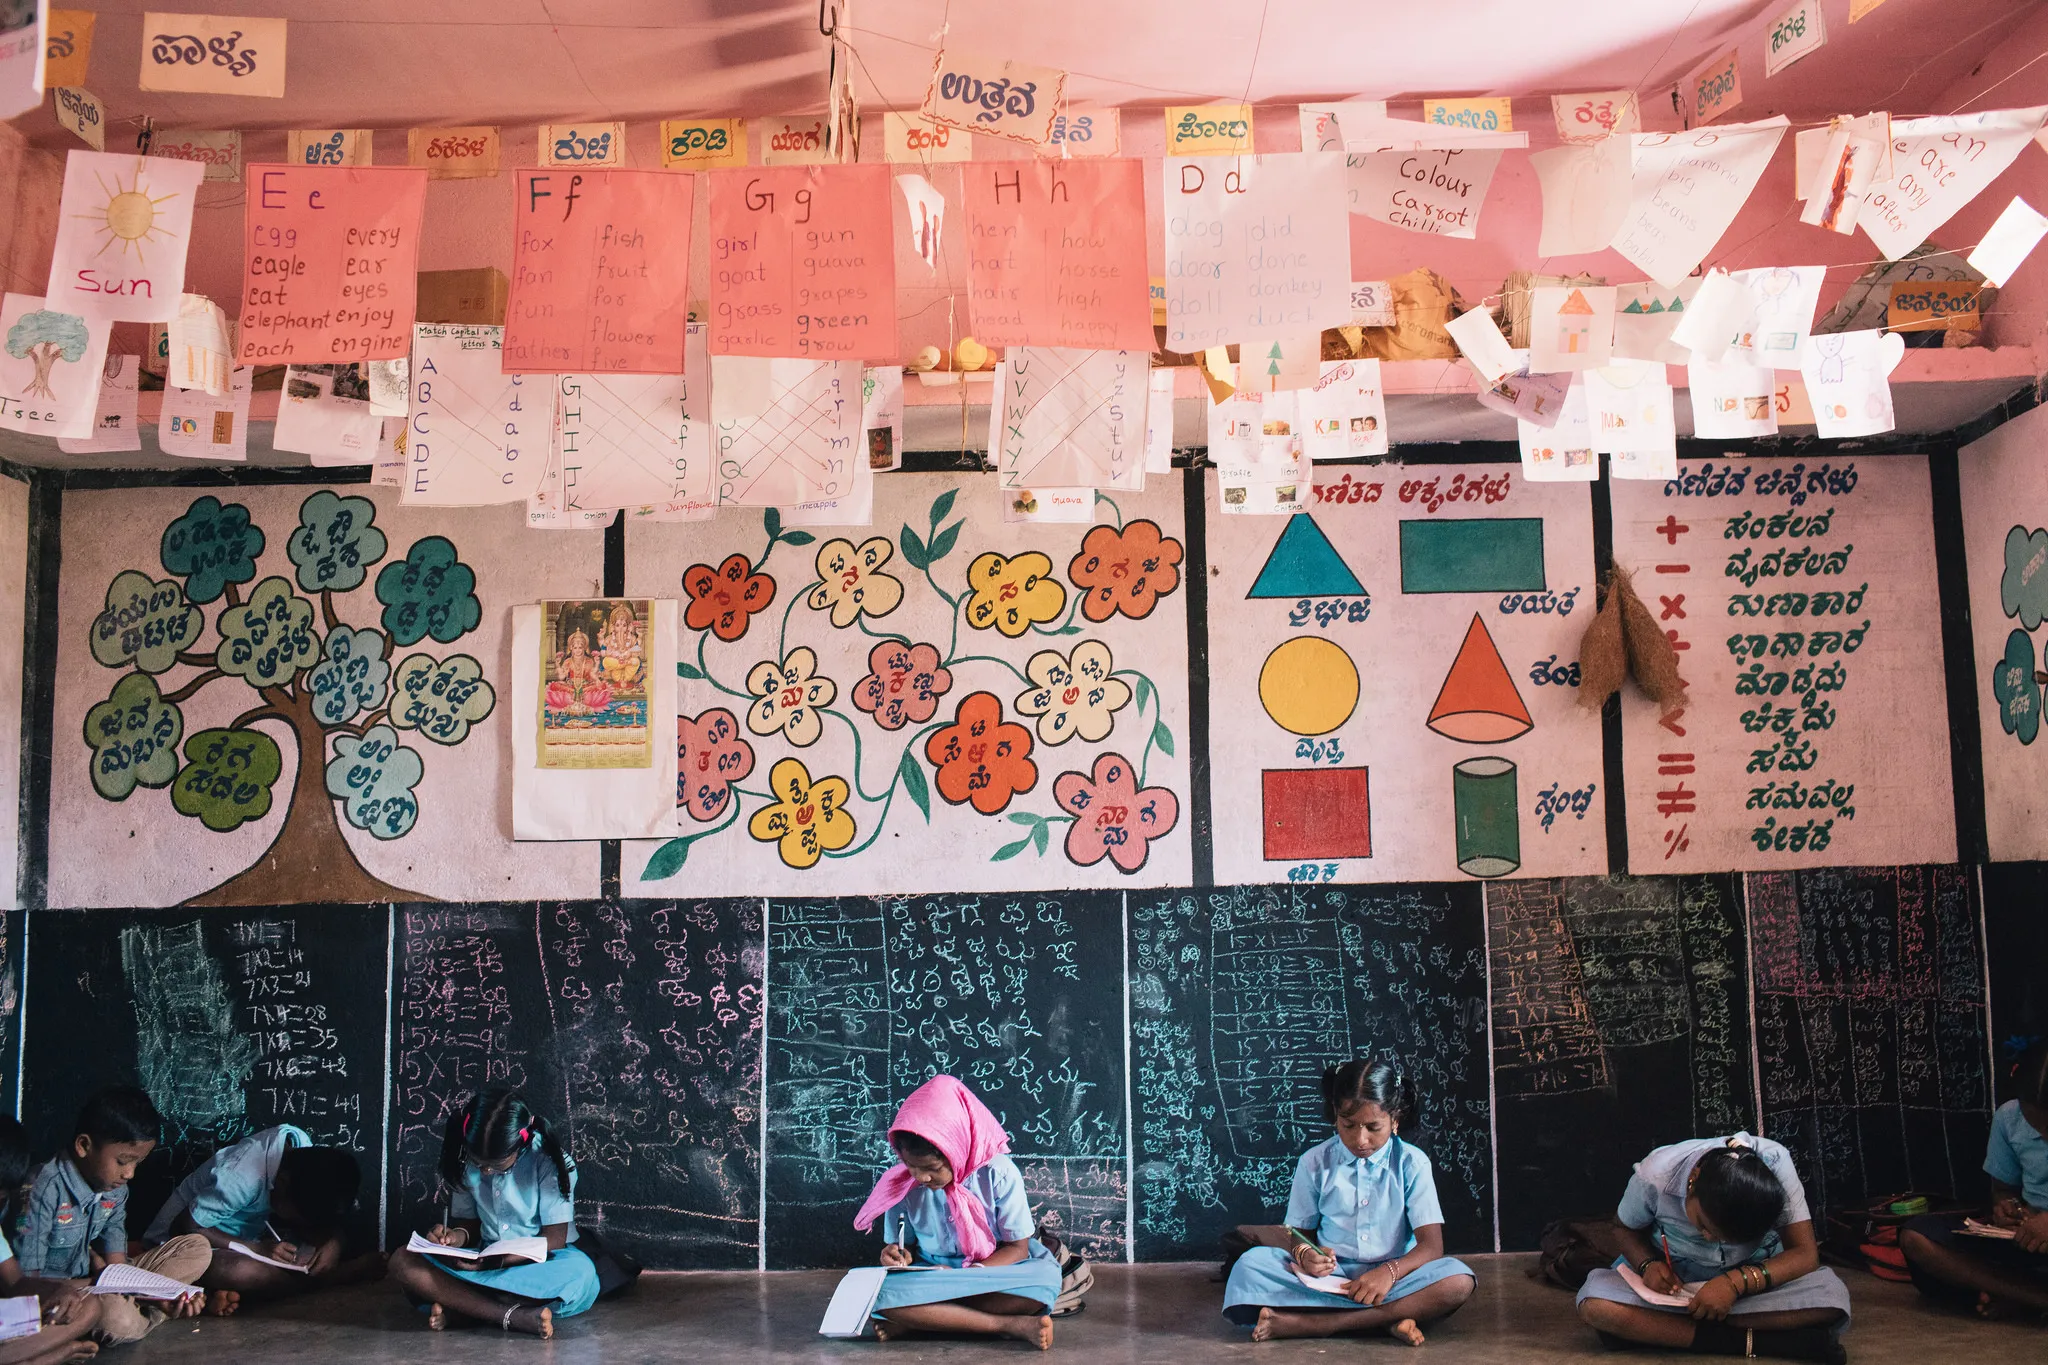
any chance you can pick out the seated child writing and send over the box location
[848,1074,1060,1348]
[384,1087,598,1339]
[1576,1134,1850,1363]
[16,1088,217,1344]
[1222,1059,1475,1346]
[0,1115,100,1365]
[144,1123,377,1302]
[1900,1037,2048,1319]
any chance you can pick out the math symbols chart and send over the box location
[963,159,1154,352]
[709,356,860,505]
[1205,466,1605,886]
[504,169,694,374]
[707,165,898,360]
[1612,457,1954,873]
[239,166,428,364]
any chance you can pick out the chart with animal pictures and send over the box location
[1205,467,1606,886]
[622,472,1191,896]
[1612,457,1955,873]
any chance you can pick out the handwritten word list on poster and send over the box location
[964,159,1152,352]
[239,165,428,364]
[1612,458,1954,872]
[1162,153,1351,352]
[504,169,694,374]
[707,164,898,360]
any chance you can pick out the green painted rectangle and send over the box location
[1398,518,1546,593]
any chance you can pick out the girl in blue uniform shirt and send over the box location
[1577,1135,1850,1363]
[385,1088,599,1339]
[1223,1059,1475,1345]
[848,1074,1061,1348]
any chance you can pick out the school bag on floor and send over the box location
[1820,1192,1961,1282]
[1036,1229,1094,1316]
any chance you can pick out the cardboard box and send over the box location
[416,268,509,326]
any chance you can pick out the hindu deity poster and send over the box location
[537,598,655,769]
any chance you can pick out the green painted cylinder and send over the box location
[1453,756,1520,879]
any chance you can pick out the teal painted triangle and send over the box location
[1668,297,1685,312]
[1622,299,1647,314]
[1643,299,1664,314]
[1248,514,1368,599]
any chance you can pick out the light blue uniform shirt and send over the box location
[1284,1135,1445,1265]
[1985,1100,2048,1208]
[146,1124,310,1242]
[1618,1133,1810,1279]
[879,1155,1048,1266]
[449,1139,578,1245]
[17,1159,126,1278]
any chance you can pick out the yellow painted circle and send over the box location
[1259,636,1359,737]
[104,191,156,241]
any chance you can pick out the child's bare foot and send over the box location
[504,1305,553,1339]
[1253,1307,1332,1341]
[1389,1318,1426,1346]
[1976,1291,2032,1321]
[62,1343,98,1363]
[872,1318,910,1342]
[996,1315,1052,1350]
[426,1303,446,1331]
[202,1290,238,1318]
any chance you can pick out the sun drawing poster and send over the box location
[537,599,655,769]
[45,151,205,323]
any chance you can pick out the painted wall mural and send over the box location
[624,472,1192,895]
[52,487,601,906]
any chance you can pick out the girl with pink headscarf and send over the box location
[845,1075,1061,1347]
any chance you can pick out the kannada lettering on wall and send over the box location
[623,472,1191,895]
[1205,466,1606,885]
[1612,458,1955,872]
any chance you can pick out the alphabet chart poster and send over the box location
[622,472,1190,896]
[403,326,545,506]
[504,169,694,374]
[707,165,898,360]
[239,165,429,365]
[1161,153,1352,352]
[991,348,1145,491]
[963,159,1153,352]
[709,357,860,506]
[44,151,205,323]
[1612,457,1954,872]
[1205,468,1605,885]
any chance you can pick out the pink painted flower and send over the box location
[851,640,953,732]
[677,708,754,822]
[1053,752,1179,874]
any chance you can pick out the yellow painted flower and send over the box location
[964,551,1067,638]
[745,647,836,748]
[807,536,905,627]
[747,757,856,869]
[1015,640,1132,745]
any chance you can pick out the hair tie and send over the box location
[519,1127,530,1143]
[462,1113,470,1136]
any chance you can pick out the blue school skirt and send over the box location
[1578,1257,1851,1331]
[435,1244,601,1318]
[871,1240,1062,1315]
[1223,1246,1475,1323]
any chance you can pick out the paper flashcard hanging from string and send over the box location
[539,123,626,168]
[0,292,109,439]
[1161,153,1353,353]
[58,352,142,455]
[1479,352,1571,428]
[408,126,500,180]
[880,111,970,163]
[1862,106,2048,259]
[1296,358,1388,460]
[43,10,96,90]
[1530,137,1631,256]
[1529,285,1617,373]
[990,347,1146,491]
[165,292,229,394]
[1551,90,1639,143]
[1518,378,1597,482]
[403,325,545,506]
[239,165,429,366]
[0,6,42,121]
[862,364,905,473]
[286,129,371,166]
[1611,118,1788,286]
[1800,120,1886,234]
[1725,265,1825,366]
[1243,336,1323,393]
[1687,360,1779,439]
[1166,103,1254,155]
[661,118,747,170]
[273,364,383,465]
[1969,198,2048,287]
[1444,306,1517,384]
[1799,329,1905,438]
[1048,108,1118,156]
[708,356,861,506]
[921,49,1065,145]
[138,14,286,98]
[1208,378,1308,515]
[896,173,946,272]
[158,365,253,461]
[551,374,711,516]
[44,151,204,323]
[963,159,1153,352]
[505,168,693,375]
[1143,368,1175,473]
[707,164,897,360]
[1585,358,1676,478]
[1610,279,1699,365]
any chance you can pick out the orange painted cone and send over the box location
[1427,613,1534,743]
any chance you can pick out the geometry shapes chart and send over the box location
[710,356,861,506]
[1452,756,1520,877]
[401,325,545,505]
[1262,767,1372,860]
[990,347,1146,491]
[1248,513,1367,599]
[1426,613,1534,743]
[1258,637,1359,737]
[1399,518,1547,594]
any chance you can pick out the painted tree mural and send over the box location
[83,492,494,905]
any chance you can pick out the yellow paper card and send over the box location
[1425,97,1512,133]
[1166,104,1254,155]
[1688,48,1742,124]
[881,111,971,162]
[661,118,746,169]
[1886,280,1981,332]
[408,127,500,180]
[43,10,94,88]
[139,14,286,98]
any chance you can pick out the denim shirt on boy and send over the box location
[16,1157,127,1278]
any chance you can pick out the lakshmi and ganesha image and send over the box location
[545,600,649,717]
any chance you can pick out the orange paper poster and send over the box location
[504,169,695,375]
[963,159,1153,352]
[706,164,898,360]
[239,165,428,364]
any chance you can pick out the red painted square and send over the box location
[1263,768,1372,861]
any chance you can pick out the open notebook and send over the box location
[0,1297,40,1341]
[91,1264,202,1300]
[817,1265,937,1337]
[1617,1262,1706,1308]
[405,1232,549,1264]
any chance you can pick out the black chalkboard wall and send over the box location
[1980,863,2048,1104]
[2,868,2017,1268]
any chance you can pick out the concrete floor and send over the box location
[116,1255,2039,1363]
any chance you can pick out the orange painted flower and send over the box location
[924,691,1037,815]
[684,554,776,642]
[1069,520,1185,623]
